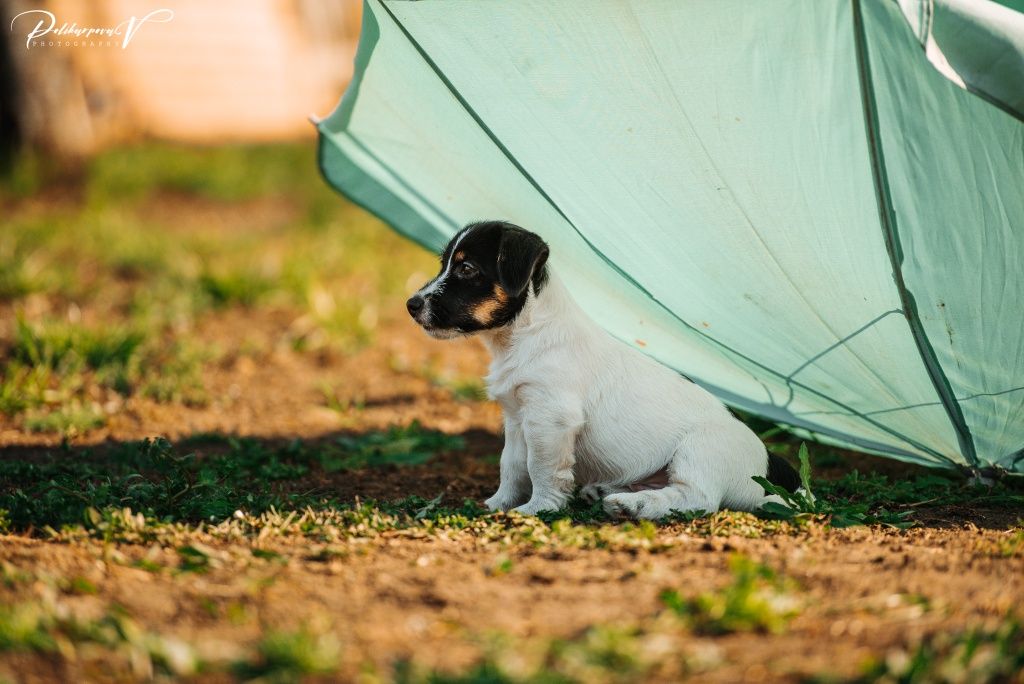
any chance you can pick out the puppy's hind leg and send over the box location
[603,431,725,520]
[603,483,718,520]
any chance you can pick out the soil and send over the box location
[2,304,1023,683]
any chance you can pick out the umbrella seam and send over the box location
[786,309,903,379]
[796,383,1024,419]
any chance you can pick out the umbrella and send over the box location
[316,0,1024,474]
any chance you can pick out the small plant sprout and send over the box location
[753,443,914,528]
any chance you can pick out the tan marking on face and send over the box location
[454,250,465,262]
[471,284,508,324]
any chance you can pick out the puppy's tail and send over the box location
[766,452,801,493]
[730,447,812,513]
[755,452,815,511]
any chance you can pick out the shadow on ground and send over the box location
[2,426,1020,533]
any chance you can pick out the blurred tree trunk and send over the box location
[3,0,106,159]
[0,3,22,169]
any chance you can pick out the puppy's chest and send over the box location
[484,358,523,411]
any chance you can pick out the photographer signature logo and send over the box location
[10,8,174,49]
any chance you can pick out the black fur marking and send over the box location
[414,221,549,334]
[766,453,801,493]
[496,226,549,297]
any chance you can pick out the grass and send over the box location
[0,556,737,683]
[233,627,342,680]
[0,317,208,431]
[0,433,773,551]
[327,422,465,471]
[405,556,800,682]
[82,143,336,208]
[753,443,1024,530]
[660,554,801,635]
[0,424,462,531]
[396,607,1024,684]
[197,269,275,309]
[857,615,1024,683]
[11,316,144,371]
[428,625,660,683]
[1,554,1017,684]
[981,526,1024,558]
[54,499,671,554]
[0,141,434,432]
[0,428,1019,683]
[419,363,489,402]
[22,403,105,434]
[1,430,1020,539]
[755,444,913,528]
[0,588,340,680]
[0,599,199,677]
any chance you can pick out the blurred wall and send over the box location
[2,0,361,158]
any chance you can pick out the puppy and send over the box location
[406,221,799,519]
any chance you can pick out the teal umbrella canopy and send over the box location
[317,0,1024,473]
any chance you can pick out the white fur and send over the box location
[415,226,470,335]
[477,272,780,519]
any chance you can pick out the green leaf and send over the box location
[751,476,789,500]
[414,493,444,520]
[759,502,797,519]
[797,443,814,499]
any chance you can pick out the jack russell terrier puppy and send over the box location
[406,220,799,519]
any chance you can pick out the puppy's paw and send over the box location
[602,492,653,520]
[511,497,564,517]
[484,494,517,512]
[602,493,632,519]
[511,501,544,516]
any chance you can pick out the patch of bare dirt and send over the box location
[0,306,501,448]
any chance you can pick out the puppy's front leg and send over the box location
[484,415,530,511]
[513,395,583,516]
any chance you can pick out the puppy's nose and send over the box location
[406,295,425,316]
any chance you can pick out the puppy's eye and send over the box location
[456,261,479,278]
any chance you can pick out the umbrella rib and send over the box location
[851,0,979,467]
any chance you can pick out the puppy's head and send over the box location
[406,221,549,339]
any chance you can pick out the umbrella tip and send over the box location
[308,113,322,126]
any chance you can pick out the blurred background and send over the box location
[0,0,497,443]
[2,0,360,157]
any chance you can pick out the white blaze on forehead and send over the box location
[418,225,473,297]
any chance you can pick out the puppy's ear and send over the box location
[497,228,549,298]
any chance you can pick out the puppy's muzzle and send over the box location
[407,293,436,330]
[406,295,425,317]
